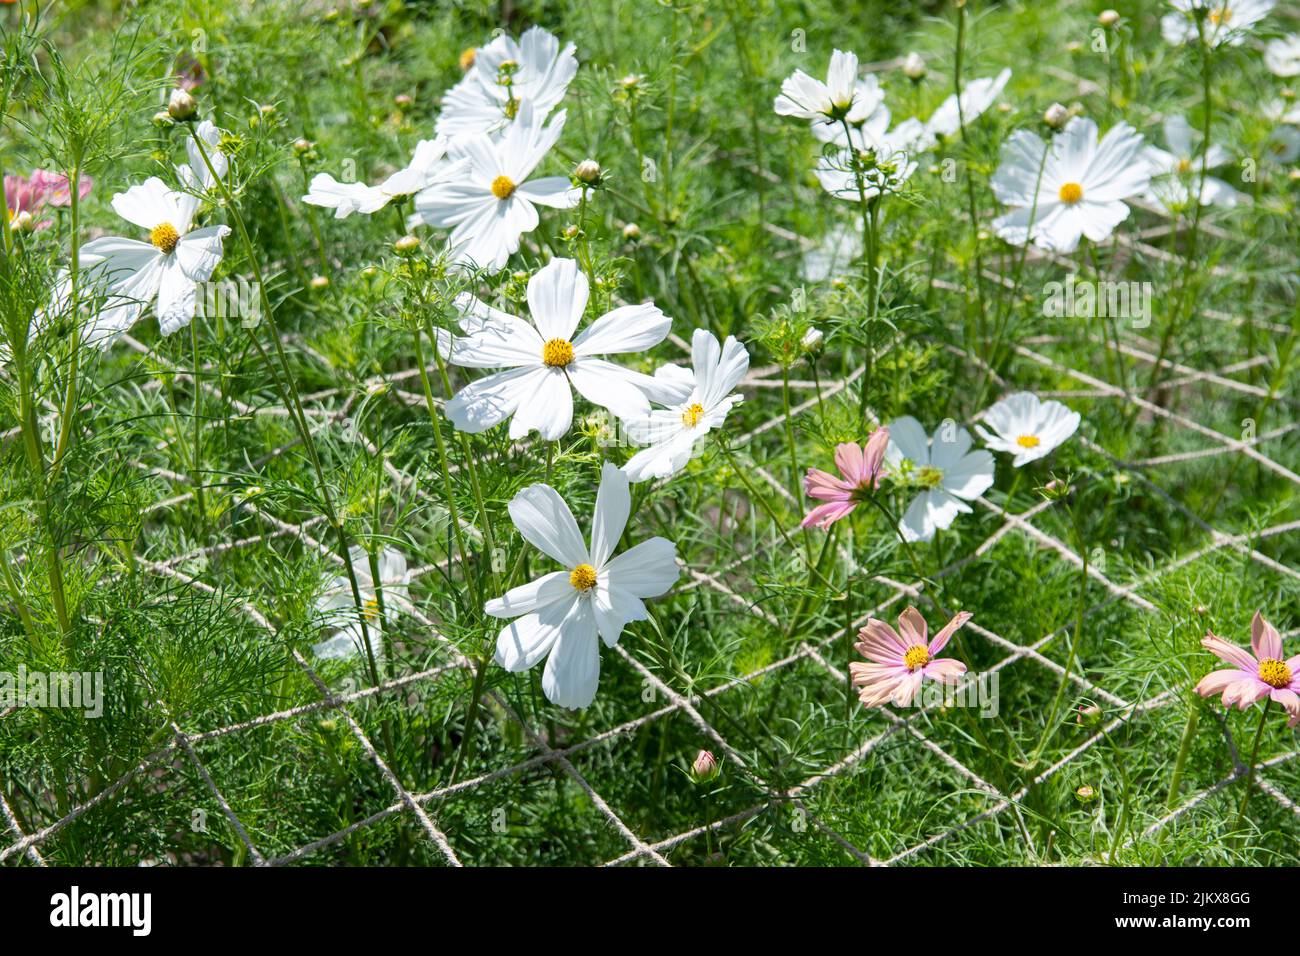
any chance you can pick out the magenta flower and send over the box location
[800,427,889,529]
[1195,611,1300,725]
[5,170,92,230]
[850,606,970,708]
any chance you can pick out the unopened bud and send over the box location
[902,52,926,81]
[1076,704,1102,727]
[10,210,35,233]
[1043,103,1070,129]
[1098,9,1120,27]
[394,234,421,255]
[619,73,643,89]
[168,88,197,121]
[574,159,602,185]
[1075,784,1097,803]
[152,110,175,128]
[801,326,824,353]
[690,749,720,783]
[622,222,641,241]
[309,275,330,290]
[394,94,413,111]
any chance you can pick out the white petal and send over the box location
[507,366,573,440]
[603,537,679,598]
[445,366,539,433]
[508,482,589,567]
[495,592,576,673]
[573,302,671,355]
[527,257,588,341]
[541,600,601,709]
[590,462,631,568]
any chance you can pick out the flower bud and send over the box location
[292,137,315,157]
[152,110,175,128]
[902,52,926,81]
[801,326,824,353]
[574,158,602,186]
[394,93,413,111]
[10,210,35,233]
[562,224,580,241]
[622,222,641,241]
[691,749,720,783]
[394,234,421,255]
[619,73,643,90]
[1075,784,1097,803]
[168,88,197,121]
[1098,9,1120,27]
[309,275,330,290]
[1043,103,1070,129]
[1076,704,1102,727]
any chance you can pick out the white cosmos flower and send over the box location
[437,26,578,139]
[1142,115,1240,211]
[914,68,1011,150]
[303,137,465,219]
[974,392,1081,467]
[1161,0,1274,47]
[442,257,677,440]
[991,117,1149,253]
[69,144,231,345]
[487,462,679,709]
[884,416,995,543]
[775,50,879,127]
[1268,124,1300,163]
[801,222,863,282]
[1265,34,1300,76]
[621,328,750,483]
[413,100,578,272]
[312,545,410,661]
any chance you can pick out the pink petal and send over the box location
[804,467,854,501]
[1202,633,1258,672]
[929,610,973,655]
[1270,688,1300,722]
[923,658,966,683]
[1251,611,1283,661]
[890,670,924,707]
[801,499,856,529]
[896,607,929,648]
[1195,668,1249,698]
[863,427,889,488]
[856,619,908,662]
[833,442,866,485]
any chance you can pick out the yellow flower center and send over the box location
[459,47,476,71]
[542,338,574,368]
[1176,158,1192,174]
[491,175,516,200]
[363,596,381,623]
[150,221,180,254]
[1258,658,1292,689]
[1209,7,1231,25]
[917,465,944,489]
[903,645,930,671]
[1058,182,1084,205]
[1016,434,1041,448]
[681,403,705,427]
[569,563,598,592]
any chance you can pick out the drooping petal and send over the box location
[541,599,601,709]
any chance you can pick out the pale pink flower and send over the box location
[850,606,971,708]
[1195,611,1300,724]
[4,170,92,230]
[800,427,889,529]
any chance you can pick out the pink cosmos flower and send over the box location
[850,606,971,708]
[5,170,93,230]
[1195,611,1300,725]
[800,427,889,529]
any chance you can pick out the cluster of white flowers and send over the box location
[303,26,582,273]
[776,50,1010,205]
[305,28,753,708]
[884,393,1080,542]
